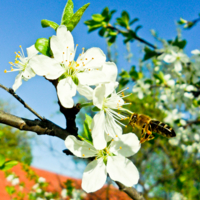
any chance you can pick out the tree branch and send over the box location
[107,24,156,49]
[0,110,69,140]
[116,182,145,200]
[0,84,43,120]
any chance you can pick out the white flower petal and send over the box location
[107,155,139,186]
[82,158,107,193]
[91,111,107,150]
[26,45,38,58]
[13,72,23,91]
[93,84,106,109]
[109,133,141,157]
[77,84,93,100]
[30,55,65,79]
[101,62,118,82]
[77,70,109,85]
[22,64,35,79]
[104,82,117,98]
[77,47,106,69]
[57,78,76,108]
[191,49,200,55]
[163,54,176,63]
[174,61,182,72]
[65,136,97,158]
[104,113,122,138]
[51,25,74,62]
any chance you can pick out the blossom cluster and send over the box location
[5,25,141,193]
[131,37,200,156]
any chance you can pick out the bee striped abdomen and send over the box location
[150,120,176,138]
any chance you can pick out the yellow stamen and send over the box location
[19,45,21,48]
[4,70,7,73]
[119,146,122,149]
[116,135,118,137]
[76,44,78,46]
[18,51,20,53]
[85,58,87,60]
[89,148,90,150]
[82,154,85,157]
[92,57,94,59]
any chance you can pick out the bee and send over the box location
[128,113,176,143]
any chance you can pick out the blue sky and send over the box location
[0,0,200,177]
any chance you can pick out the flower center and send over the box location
[4,45,28,74]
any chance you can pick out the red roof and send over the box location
[0,164,132,200]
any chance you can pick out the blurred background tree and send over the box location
[0,100,32,165]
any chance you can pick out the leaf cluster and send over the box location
[35,0,90,56]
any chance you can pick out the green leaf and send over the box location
[121,11,129,27]
[41,19,59,30]
[143,46,158,61]
[2,160,18,171]
[0,154,5,167]
[35,38,51,56]
[172,37,187,49]
[6,186,16,195]
[83,114,93,142]
[92,14,105,22]
[67,3,90,31]
[129,66,139,80]
[135,25,142,33]
[119,78,129,87]
[99,28,106,37]
[88,23,102,32]
[101,7,109,17]
[153,71,165,84]
[119,70,130,78]
[92,106,101,112]
[0,131,4,137]
[78,135,93,145]
[107,36,116,46]
[130,18,139,25]
[61,0,74,25]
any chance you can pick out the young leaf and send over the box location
[67,3,90,32]
[92,14,105,22]
[41,19,59,30]
[0,154,5,167]
[143,46,158,61]
[61,0,74,25]
[1,160,18,171]
[35,38,51,56]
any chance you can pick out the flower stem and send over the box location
[79,102,93,108]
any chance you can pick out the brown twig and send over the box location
[0,110,69,140]
[116,182,146,200]
[0,84,43,120]
[107,24,156,49]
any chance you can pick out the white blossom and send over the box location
[91,82,131,149]
[65,133,140,193]
[30,25,117,108]
[4,45,38,91]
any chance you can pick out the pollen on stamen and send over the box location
[66,60,68,62]
[125,125,127,128]
[4,70,7,73]
[92,57,94,59]
[11,67,14,72]
[18,51,20,54]
[82,154,85,157]
[107,133,109,135]
[89,148,90,150]
[63,52,65,54]
[89,129,91,131]
[119,146,122,149]
[85,58,87,60]
[70,53,72,55]
[76,44,78,46]
[116,135,118,137]
[19,45,21,48]
[67,47,69,48]
[127,87,129,89]
[14,52,17,54]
